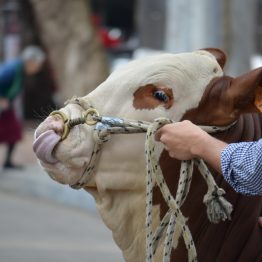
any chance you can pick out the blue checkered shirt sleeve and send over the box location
[221,139,262,195]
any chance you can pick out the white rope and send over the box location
[145,119,197,262]
[56,98,234,261]
[144,118,234,262]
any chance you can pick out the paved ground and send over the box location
[0,190,123,262]
[0,164,97,211]
[0,123,97,211]
[0,122,38,167]
[0,123,123,262]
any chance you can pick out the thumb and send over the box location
[155,129,163,141]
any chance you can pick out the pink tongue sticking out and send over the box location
[33,130,61,164]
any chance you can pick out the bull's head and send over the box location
[33,48,262,261]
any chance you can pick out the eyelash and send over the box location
[153,90,169,102]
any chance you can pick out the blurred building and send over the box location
[0,0,21,62]
[139,0,261,75]
[90,0,262,75]
[256,0,262,53]
[1,0,261,73]
[1,0,261,120]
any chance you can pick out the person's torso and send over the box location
[0,59,24,100]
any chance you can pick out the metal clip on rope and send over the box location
[50,108,100,141]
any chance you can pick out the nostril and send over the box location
[51,119,65,137]
[46,115,65,137]
[35,115,65,140]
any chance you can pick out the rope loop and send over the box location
[93,127,111,144]
[203,187,233,223]
[145,118,197,262]
[195,159,233,224]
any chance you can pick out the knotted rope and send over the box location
[50,97,234,262]
[144,118,233,262]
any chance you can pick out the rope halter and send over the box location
[49,97,234,262]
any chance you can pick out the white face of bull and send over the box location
[34,50,223,260]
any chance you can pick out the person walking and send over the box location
[0,46,45,169]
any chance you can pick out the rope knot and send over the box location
[195,160,233,224]
[93,123,111,144]
[212,187,224,197]
[203,187,233,224]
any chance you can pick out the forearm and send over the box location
[156,121,262,196]
[156,121,228,172]
[192,134,262,195]
[220,140,262,195]
[191,133,228,173]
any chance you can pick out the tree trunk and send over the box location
[29,0,109,100]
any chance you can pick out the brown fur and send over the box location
[153,65,262,261]
[133,84,174,110]
[154,114,262,262]
[201,48,227,69]
[182,76,261,126]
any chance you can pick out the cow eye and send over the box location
[153,90,169,102]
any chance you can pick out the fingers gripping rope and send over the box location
[145,118,232,262]
[145,119,197,262]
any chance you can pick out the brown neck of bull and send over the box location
[86,113,262,262]
[155,113,262,262]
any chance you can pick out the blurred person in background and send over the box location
[0,46,45,169]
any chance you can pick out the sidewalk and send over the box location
[0,124,96,212]
[0,123,123,261]
[0,190,123,262]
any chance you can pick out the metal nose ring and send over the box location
[49,108,100,141]
[82,108,100,125]
[49,111,70,140]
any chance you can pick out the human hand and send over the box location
[155,120,209,160]
[155,120,227,173]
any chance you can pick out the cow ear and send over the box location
[201,48,227,69]
[229,67,262,113]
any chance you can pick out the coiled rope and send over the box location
[50,97,233,262]
[144,118,233,262]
